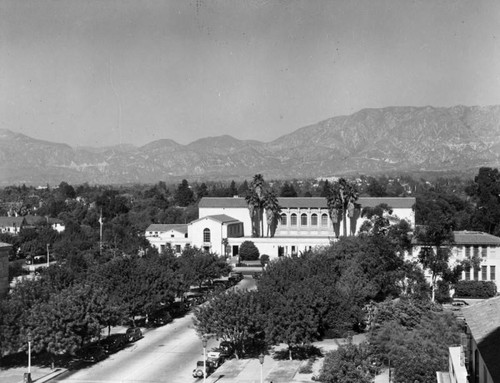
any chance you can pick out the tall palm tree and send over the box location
[245,174,266,237]
[325,178,359,237]
[263,190,281,238]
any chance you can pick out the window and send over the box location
[465,246,471,257]
[481,247,487,257]
[301,213,308,226]
[321,213,328,227]
[203,228,211,243]
[473,246,479,258]
[465,267,470,281]
[280,214,287,226]
[311,213,318,226]
[175,245,181,253]
[171,234,174,238]
[473,268,479,281]
[491,266,496,281]
[290,213,297,226]
[482,265,488,280]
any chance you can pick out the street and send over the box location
[52,276,256,383]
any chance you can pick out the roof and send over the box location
[0,242,12,248]
[453,231,500,246]
[23,215,64,225]
[198,196,415,209]
[145,224,188,234]
[190,214,240,225]
[462,296,500,382]
[0,216,26,226]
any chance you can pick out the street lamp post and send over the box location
[24,332,32,383]
[202,336,208,383]
[259,353,265,383]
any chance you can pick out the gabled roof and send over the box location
[0,216,26,227]
[23,215,64,226]
[190,214,240,225]
[198,196,415,209]
[462,296,500,382]
[453,231,500,246]
[145,224,188,234]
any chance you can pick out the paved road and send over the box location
[53,276,256,383]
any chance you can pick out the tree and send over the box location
[174,179,194,207]
[263,190,281,237]
[414,213,455,302]
[239,240,260,261]
[245,174,266,237]
[326,178,359,238]
[319,342,373,383]
[280,182,297,197]
[193,290,263,359]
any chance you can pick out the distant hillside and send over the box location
[0,105,499,186]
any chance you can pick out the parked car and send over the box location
[192,360,217,378]
[126,327,143,342]
[78,345,106,363]
[451,299,469,310]
[149,308,173,327]
[101,334,128,353]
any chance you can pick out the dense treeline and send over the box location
[0,247,229,357]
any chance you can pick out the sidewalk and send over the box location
[0,365,67,383]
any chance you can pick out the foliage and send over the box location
[318,342,374,383]
[454,280,497,298]
[325,178,359,237]
[174,179,195,207]
[177,247,231,288]
[193,290,263,358]
[368,298,461,383]
[239,240,260,261]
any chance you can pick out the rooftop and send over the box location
[199,196,416,209]
[453,231,500,246]
[462,296,500,382]
[190,214,240,224]
[145,224,188,234]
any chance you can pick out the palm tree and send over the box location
[263,190,281,238]
[245,174,266,237]
[325,178,359,237]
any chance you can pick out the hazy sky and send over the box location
[1,0,499,148]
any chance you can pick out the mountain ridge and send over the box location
[1,105,499,185]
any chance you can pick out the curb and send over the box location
[33,368,67,383]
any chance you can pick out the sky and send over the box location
[1,0,499,148]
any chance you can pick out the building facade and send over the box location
[147,196,415,259]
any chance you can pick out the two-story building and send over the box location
[146,196,416,259]
[411,231,500,290]
[0,216,26,235]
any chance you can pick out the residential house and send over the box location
[147,196,416,259]
[461,296,500,383]
[0,216,26,235]
[146,224,189,255]
[24,215,66,233]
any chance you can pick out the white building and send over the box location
[411,231,500,290]
[146,196,415,259]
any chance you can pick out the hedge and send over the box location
[454,280,497,298]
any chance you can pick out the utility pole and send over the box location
[46,244,49,267]
[99,210,103,256]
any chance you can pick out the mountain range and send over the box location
[1,105,499,186]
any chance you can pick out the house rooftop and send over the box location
[0,216,25,226]
[462,296,500,383]
[198,196,415,209]
[190,214,240,224]
[453,231,500,246]
[145,224,188,234]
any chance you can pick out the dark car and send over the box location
[192,360,217,378]
[126,327,143,342]
[101,334,128,353]
[78,345,106,363]
[149,308,173,327]
[451,300,469,310]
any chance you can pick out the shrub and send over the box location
[454,280,497,298]
[239,241,260,261]
[260,254,270,267]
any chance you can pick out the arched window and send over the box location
[311,213,318,226]
[301,213,308,226]
[290,213,297,226]
[203,228,211,243]
[280,213,287,226]
[321,213,329,227]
